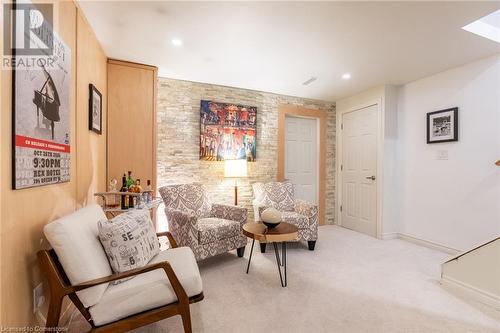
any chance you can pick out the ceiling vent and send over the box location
[302,77,317,86]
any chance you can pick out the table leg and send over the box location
[246,238,255,274]
[282,242,287,286]
[273,243,285,287]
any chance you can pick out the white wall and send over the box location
[397,55,500,251]
[382,86,399,236]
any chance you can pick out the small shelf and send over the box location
[102,199,162,213]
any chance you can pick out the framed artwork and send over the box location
[427,107,458,144]
[89,84,102,134]
[12,30,72,189]
[200,100,257,161]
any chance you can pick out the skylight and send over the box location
[462,9,500,43]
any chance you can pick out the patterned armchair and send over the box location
[159,183,248,261]
[252,181,318,251]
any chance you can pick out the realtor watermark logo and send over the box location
[2,2,56,70]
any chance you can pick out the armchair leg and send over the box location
[45,294,64,328]
[260,242,266,253]
[308,241,316,251]
[236,246,245,258]
[180,304,192,333]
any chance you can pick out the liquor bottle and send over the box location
[132,179,142,206]
[134,179,143,192]
[145,179,152,203]
[120,174,129,210]
[126,171,134,188]
[128,182,135,209]
[108,178,119,208]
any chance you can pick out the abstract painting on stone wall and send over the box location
[200,100,257,161]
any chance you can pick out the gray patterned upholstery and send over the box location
[197,218,241,245]
[252,181,318,244]
[160,183,212,218]
[253,181,295,212]
[159,183,247,261]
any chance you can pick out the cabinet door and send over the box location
[107,61,157,193]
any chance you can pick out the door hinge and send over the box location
[341,123,343,130]
[341,164,343,171]
[340,205,343,212]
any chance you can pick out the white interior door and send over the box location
[341,105,378,237]
[285,116,318,204]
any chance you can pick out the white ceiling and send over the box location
[78,1,500,101]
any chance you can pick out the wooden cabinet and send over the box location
[107,59,157,193]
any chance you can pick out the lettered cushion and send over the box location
[98,210,159,275]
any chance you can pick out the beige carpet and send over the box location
[69,225,500,332]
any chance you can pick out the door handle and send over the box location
[366,176,376,181]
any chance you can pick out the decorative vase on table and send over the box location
[261,207,282,228]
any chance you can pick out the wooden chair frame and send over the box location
[37,232,204,333]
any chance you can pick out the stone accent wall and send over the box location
[157,78,336,224]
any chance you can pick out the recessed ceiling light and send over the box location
[462,9,500,44]
[171,38,183,47]
[342,73,351,80]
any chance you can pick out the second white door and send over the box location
[285,116,318,204]
[341,104,378,237]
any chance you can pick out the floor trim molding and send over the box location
[381,232,398,240]
[441,275,500,310]
[397,233,461,255]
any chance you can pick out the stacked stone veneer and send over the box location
[157,78,336,224]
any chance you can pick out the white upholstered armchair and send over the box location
[41,204,203,332]
[252,181,319,251]
[159,183,248,261]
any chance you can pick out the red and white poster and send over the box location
[13,32,71,189]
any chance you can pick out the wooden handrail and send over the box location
[442,237,500,265]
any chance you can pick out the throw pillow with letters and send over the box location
[98,209,159,276]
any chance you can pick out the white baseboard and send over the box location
[397,233,461,255]
[381,232,398,240]
[441,275,500,310]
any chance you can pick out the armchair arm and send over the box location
[164,207,198,247]
[211,203,247,225]
[294,199,318,221]
[71,262,170,290]
[157,231,178,248]
[70,261,189,304]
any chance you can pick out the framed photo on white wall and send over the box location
[427,107,458,144]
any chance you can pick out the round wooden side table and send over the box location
[242,222,298,287]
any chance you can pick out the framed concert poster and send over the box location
[11,5,72,189]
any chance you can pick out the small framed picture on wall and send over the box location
[426,107,458,144]
[89,84,102,134]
